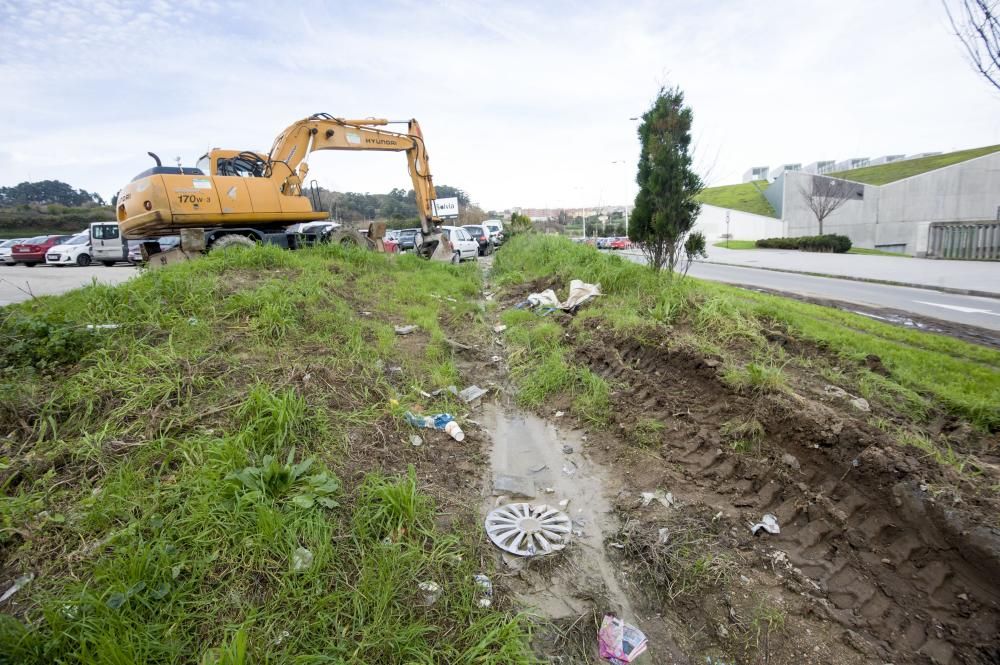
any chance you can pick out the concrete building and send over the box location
[769,163,801,181]
[771,150,1000,257]
[803,160,836,175]
[833,157,869,171]
[869,154,906,166]
[742,166,769,182]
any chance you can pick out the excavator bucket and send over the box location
[426,232,456,262]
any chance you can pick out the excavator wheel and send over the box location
[210,234,256,251]
[329,229,373,250]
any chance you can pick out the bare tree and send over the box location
[799,176,858,235]
[943,0,1000,93]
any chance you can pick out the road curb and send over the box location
[619,250,1000,300]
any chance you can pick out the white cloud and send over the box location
[0,0,997,210]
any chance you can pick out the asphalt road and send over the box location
[619,253,1000,332]
[0,264,137,306]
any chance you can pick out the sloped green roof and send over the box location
[829,145,1000,185]
[696,180,777,218]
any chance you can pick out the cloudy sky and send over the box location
[1,0,997,210]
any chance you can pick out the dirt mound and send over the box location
[576,330,1000,664]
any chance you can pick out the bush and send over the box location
[756,234,851,253]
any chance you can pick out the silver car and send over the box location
[0,238,27,265]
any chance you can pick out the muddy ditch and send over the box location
[469,264,1000,665]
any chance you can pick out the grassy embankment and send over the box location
[0,205,114,239]
[696,181,776,217]
[493,235,1000,444]
[711,240,909,257]
[0,246,534,663]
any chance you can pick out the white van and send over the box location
[89,222,128,266]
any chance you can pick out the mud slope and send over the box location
[579,332,1000,664]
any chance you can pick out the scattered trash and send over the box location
[527,280,602,312]
[458,385,489,403]
[823,385,849,398]
[273,629,291,646]
[529,464,548,473]
[554,410,564,418]
[713,510,723,521]
[658,527,670,544]
[404,411,465,441]
[561,461,577,476]
[0,573,34,603]
[484,503,572,556]
[417,580,441,606]
[640,490,675,509]
[562,444,574,454]
[750,513,780,536]
[85,323,120,330]
[419,390,432,398]
[430,385,459,397]
[850,397,871,412]
[781,453,800,470]
[394,324,418,335]
[543,487,555,494]
[387,365,403,375]
[490,355,502,363]
[493,474,536,499]
[598,614,649,663]
[557,498,570,510]
[493,324,507,333]
[473,574,493,607]
[608,541,626,550]
[291,547,314,572]
[409,435,423,447]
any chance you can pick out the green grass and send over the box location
[696,181,777,218]
[712,239,910,257]
[493,235,1000,433]
[829,145,1000,185]
[0,244,534,663]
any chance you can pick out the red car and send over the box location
[11,235,71,266]
[609,237,631,250]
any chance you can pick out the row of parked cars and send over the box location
[388,221,505,261]
[0,228,180,267]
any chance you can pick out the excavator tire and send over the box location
[329,229,373,250]
[210,234,256,251]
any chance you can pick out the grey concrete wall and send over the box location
[764,175,784,218]
[695,204,784,241]
[779,152,1000,255]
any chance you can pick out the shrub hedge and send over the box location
[756,234,852,253]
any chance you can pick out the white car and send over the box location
[483,220,505,246]
[0,238,27,265]
[440,226,479,262]
[46,232,93,266]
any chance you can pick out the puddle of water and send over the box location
[483,402,637,622]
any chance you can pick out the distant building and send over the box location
[833,157,870,171]
[803,160,836,175]
[768,164,801,181]
[907,152,942,159]
[869,154,906,166]
[742,166,769,182]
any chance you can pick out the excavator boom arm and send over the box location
[267,115,439,231]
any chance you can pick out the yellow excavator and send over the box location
[115,113,454,262]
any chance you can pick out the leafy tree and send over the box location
[628,86,704,274]
[0,180,105,207]
[508,212,534,236]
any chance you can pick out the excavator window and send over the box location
[217,152,268,178]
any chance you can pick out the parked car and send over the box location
[610,237,631,250]
[462,224,493,256]
[0,238,27,265]
[397,228,421,252]
[45,232,93,266]
[11,235,70,266]
[440,226,479,262]
[483,220,505,246]
[129,236,180,264]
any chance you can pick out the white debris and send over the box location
[750,513,780,536]
[0,573,33,603]
[640,490,675,509]
[394,324,418,335]
[493,324,507,333]
[850,397,871,412]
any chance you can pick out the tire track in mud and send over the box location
[580,337,1000,664]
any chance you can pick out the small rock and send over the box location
[410,435,423,447]
[554,410,564,418]
[704,358,720,368]
[957,592,969,601]
[493,324,507,333]
[781,453,801,470]
[823,384,849,398]
[394,324,418,335]
[558,499,570,510]
[881,558,892,565]
[850,397,871,412]
[562,445,574,454]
